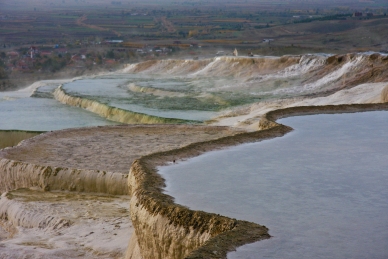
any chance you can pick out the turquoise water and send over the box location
[158,111,388,259]
[63,74,220,121]
[0,73,222,131]
[62,76,218,121]
[2,61,335,132]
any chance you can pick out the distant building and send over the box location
[105,40,123,44]
[161,47,171,52]
[353,12,363,17]
[71,54,81,61]
[105,59,116,65]
[7,51,19,57]
[56,48,68,54]
[263,39,274,44]
[40,51,52,56]
[30,46,38,58]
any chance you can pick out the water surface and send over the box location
[158,111,388,259]
[0,97,118,131]
[62,76,220,121]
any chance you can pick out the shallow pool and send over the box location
[0,97,118,131]
[158,111,388,259]
[62,75,221,121]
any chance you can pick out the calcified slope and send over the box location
[124,53,388,98]
[0,131,43,149]
[54,53,388,126]
[124,55,299,77]
[0,189,131,259]
[212,81,388,130]
[53,86,194,124]
[381,85,388,102]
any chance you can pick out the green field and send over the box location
[0,0,387,92]
[1,0,387,46]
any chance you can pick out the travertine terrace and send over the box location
[1,53,388,259]
[0,124,251,258]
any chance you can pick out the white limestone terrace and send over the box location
[213,82,388,130]
[0,189,131,259]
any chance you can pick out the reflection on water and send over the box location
[0,131,43,149]
[0,97,118,131]
[158,111,388,259]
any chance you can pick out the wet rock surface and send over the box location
[0,188,131,259]
[0,125,245,173]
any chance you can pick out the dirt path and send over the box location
[76,14,122,37]
[159,16,176,33]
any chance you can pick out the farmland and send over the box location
[1,0,387,45]
[0,0,387,90]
